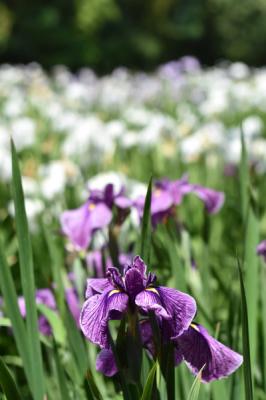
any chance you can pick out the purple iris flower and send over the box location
[256,240,266,261]
[140,321,242,382]
[96,349,118,377]
[60,183,131,250]
[135,177,192,226]
[191,185,225,214]
[79,256,196,350]
[18,289,56,336]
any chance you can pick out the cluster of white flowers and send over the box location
[1,58,266,227]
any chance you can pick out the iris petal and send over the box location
[96,349,118,377]
[177,324,243,382]
[135,289,171,319]
[80,290,128,348]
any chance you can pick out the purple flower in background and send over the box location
[256,240,266,261]
[60,183,131,250]
[65,287,81,327]
[79,256,196,349]
[96,349,118,377]
[135,176,192,226]
[191,185,225,214]
[18,289,56,336]
[174,323,243,382]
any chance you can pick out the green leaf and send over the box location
[244,207,259,365]
[238,258,253,400]
[53,344,72,400]
[187,366,204,400]
[139,176,152,264]
[240,126,248,222]
[11,139,45,400]
[0,358,21,400]
[0,238,31,386]
[37,303,66,346]
[141,361,157,400]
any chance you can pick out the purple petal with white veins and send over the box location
[176,324,243,382]
[60,203,92,250]
[85,278,112,298]
[96,349,118,377]
[135,289,171,319]
[157,287,197,338]
[79,290,128,348]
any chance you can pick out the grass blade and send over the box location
[238,258,253,400]
[139,176,152,264]
[0,357,22,400]
[187,366,204,400]
[141,361,157,400]
[240,126,248,222]
[0,238,31,387]
[11,139,45,400]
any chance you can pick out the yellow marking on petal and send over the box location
[108,289,121,297]
[191,323,200,332]
[88,203,96,211]
[154,189,161,197]
[146,287,159,295]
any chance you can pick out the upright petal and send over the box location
[176,324,243,382]
[125,268,145,298]
[96,349,118,377]
[80,290,128,348]
[60,203,92,250]
[157,287,197,338]
[132,256,147,276]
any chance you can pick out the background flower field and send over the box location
[0,59,266,399]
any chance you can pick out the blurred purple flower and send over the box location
[256,240,266,261]
[80,256,196,349]
[60,183,131,250]
[18,289,56,336]
[191,185,225,214]
[96,349,118,377]
[135,176,192,226]
[65,287,80,327]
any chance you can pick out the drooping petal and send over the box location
[176,324,243,382]
[80,290,128,348]
[96,349,118,377]
[36,289,56,310]
[151,190,173,214]
[114,196,132,209]
[191,186,225,214]
[60,203,92,250]
[85,278,113,298]
[89,203,112,231]
[135,288,171,320]
[156,287,197,338]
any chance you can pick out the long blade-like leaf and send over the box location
[141,361,157,400]
[11,139,45,400]
[0,238,31,387]
[238,259,253,400]
[0,357,22,400]
[140,176,152,264]
[187,366,204,400]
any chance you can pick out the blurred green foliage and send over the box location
[0,0,266,71]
